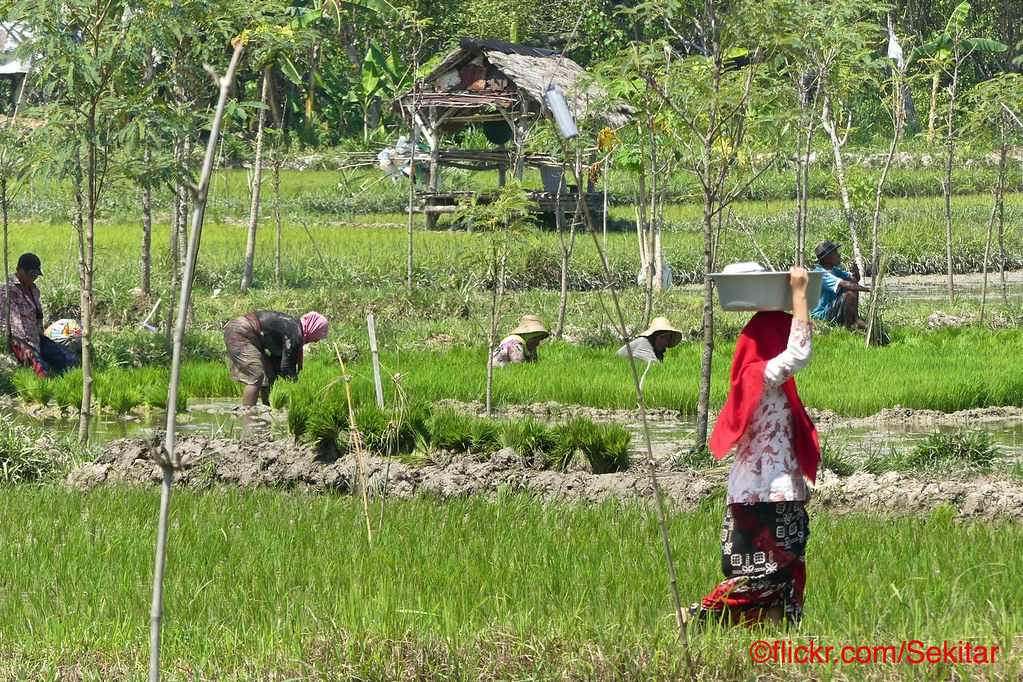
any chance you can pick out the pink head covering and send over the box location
[300,311,328,344]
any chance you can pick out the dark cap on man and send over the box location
[814,239,840,262]
[17,252,43,276]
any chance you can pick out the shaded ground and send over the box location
[71,431,1023,520]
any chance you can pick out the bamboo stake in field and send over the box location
[336,343,373,543]
[367,314,384,408]
[148,40,245,682]
[551,151,689,658]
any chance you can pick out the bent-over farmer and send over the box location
[224,310,328,406]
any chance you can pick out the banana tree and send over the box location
[342,38,407,143]
[908,1,1006,143]
[908,1,1005,302]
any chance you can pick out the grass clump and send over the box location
[819,437,856,477]
[903,430,998,471]
[0,421,90,483]
[864,430,999,474]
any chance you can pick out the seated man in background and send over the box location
[811,240,871,330]
[0,253,80,377]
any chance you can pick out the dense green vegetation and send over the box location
[0,487,1018,680]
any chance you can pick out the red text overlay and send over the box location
[749,640,1000,665]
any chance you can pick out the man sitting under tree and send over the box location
[0,252,80,377]
[810,240,871,330]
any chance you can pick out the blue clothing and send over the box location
[811,266,852,321]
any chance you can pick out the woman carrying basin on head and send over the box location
[691,267,820,629]
[490,314,549,367]
[224,310,328,407]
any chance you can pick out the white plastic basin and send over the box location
[709,271,825,312]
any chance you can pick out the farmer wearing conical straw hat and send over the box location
[491,314,549,367]
[616,316,683,363]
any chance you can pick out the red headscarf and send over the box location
[708,311,820,483]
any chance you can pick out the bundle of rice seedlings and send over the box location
[355,404,393,454]
[426,407,477,453]
[12,369,52,407]
[568,418,631,473]
[502,418,571,469]
[304,398,350,450]
[51,370,83,413]
[95,380,143,415]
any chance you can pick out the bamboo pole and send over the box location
[337,343,373,543]
[149,40,245,682]
[367,313,384,408]
[553,143,690,661]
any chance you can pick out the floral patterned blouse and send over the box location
[0,273,44,347]
[491,334,537,367]
[726,318,812,504]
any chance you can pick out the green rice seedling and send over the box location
[819,437,856,476]
[179,361,236,399]
[467,418,502,458]
[501,418,570,468]
[50,370,83,413]
[287,398,310,439]
[95,381,143,415]
[354,404,393,454]
[144,380,188,413]
[574,420,632,473]
[903,429,998,471]
[425,407,478,454]
[303,396,351,451]
[268,381,290,409]
[11,369,52,407]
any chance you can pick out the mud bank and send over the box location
[69,435,1023,520]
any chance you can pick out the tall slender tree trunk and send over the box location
[273,158,282,286]
[142,145,152,295]
[927,71,940,142]
[77,127,97,444]
[821,95,864,274]
[177,139,191,270]
[942,53,961,304]
[241,68,270,290]
[695,191,715,447]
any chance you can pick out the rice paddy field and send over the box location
[2,163,1023,679]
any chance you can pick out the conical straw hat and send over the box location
[640,316,682,348]
[510,314,550,339]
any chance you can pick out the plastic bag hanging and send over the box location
[543,85,578,140]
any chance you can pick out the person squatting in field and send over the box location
[0,252,81,378]
[224,310,328,407]
[616,316,683,362]
[811,239,871,330]
[691,267,821,628]
[490,314,549,367]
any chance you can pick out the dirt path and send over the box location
[69,434,1023,520]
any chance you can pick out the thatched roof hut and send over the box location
[395,37,629,133]
[391,37,625,228]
